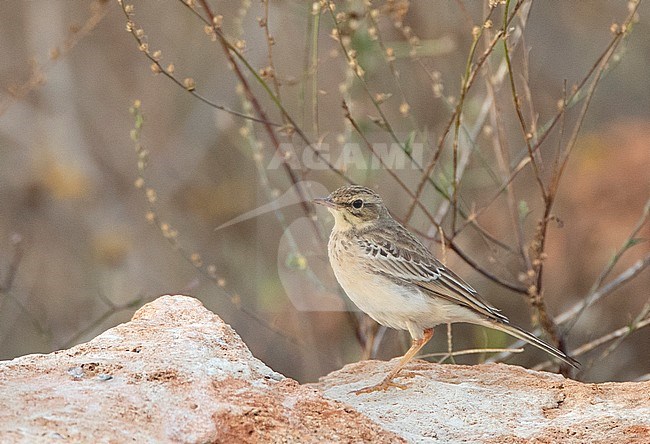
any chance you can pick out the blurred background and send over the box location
[0,0,648,383]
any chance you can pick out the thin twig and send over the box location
[403,2,535,263]
[502,0,546,201]
[488,253,650,364]
[562,254,650,328]
[529,212,562,355]
[476,3,640,213]
[444,323,455,364]
[485,63,530,269]
[418,347,524,360]
[0,235,51,341]
[1,0,112,117]
[325,1,406,151]
[454,0,639,245]
[527,1,640,353]
[565,200,649,333]
[306,3,321,135]
[324,0,493,237]
[597,303,650,362]
[118,1,279,126]
[364,5,418,129]
[0,234,24,292]
[260,0,282,108]
[451,11,496,230]
[177,0,351,185]
[406,1,526,222]
[62,292,152,348]
[192,0,328,240]
[533,309,650,372]
[129,102,320,357]
[343,101,440,230]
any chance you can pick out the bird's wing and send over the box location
[357,229,509,323]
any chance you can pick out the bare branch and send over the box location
[488,253,650,364]
[0,0,112,117]
[418,347,524,361]
[560,254,650,327]
[533,308,650,372]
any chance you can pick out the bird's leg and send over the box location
[354,328,434,395]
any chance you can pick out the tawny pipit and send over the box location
[315,185,578,394]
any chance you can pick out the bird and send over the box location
[314,185,579,394]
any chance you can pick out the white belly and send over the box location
[329,246,475,339]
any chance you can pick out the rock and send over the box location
[2,294,648,443]
[0,295,401,443]
[315,359,650,444]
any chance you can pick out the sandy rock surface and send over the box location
[0,295,401,443]
[315,359,650,443]
[2,294,648,443]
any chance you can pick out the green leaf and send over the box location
[404,130,417,155]
[518,200,530,221]
[624,237,646,249]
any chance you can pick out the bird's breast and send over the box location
[327,230,478,334]
[328,232,430,325]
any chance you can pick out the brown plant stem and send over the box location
[195,0,321,239]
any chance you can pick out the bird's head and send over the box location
[314,185,388,230]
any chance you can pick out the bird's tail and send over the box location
[486,320,580,369]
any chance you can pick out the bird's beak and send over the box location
[313,197,337,209]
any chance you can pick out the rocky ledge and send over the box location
[0,295,648,443]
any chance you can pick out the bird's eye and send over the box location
[351,199,363,209]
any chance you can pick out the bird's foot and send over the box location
[353,366,425,394]
[399,370,422,380]
[353,378,407,395]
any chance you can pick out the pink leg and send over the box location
[355,328,434,395]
